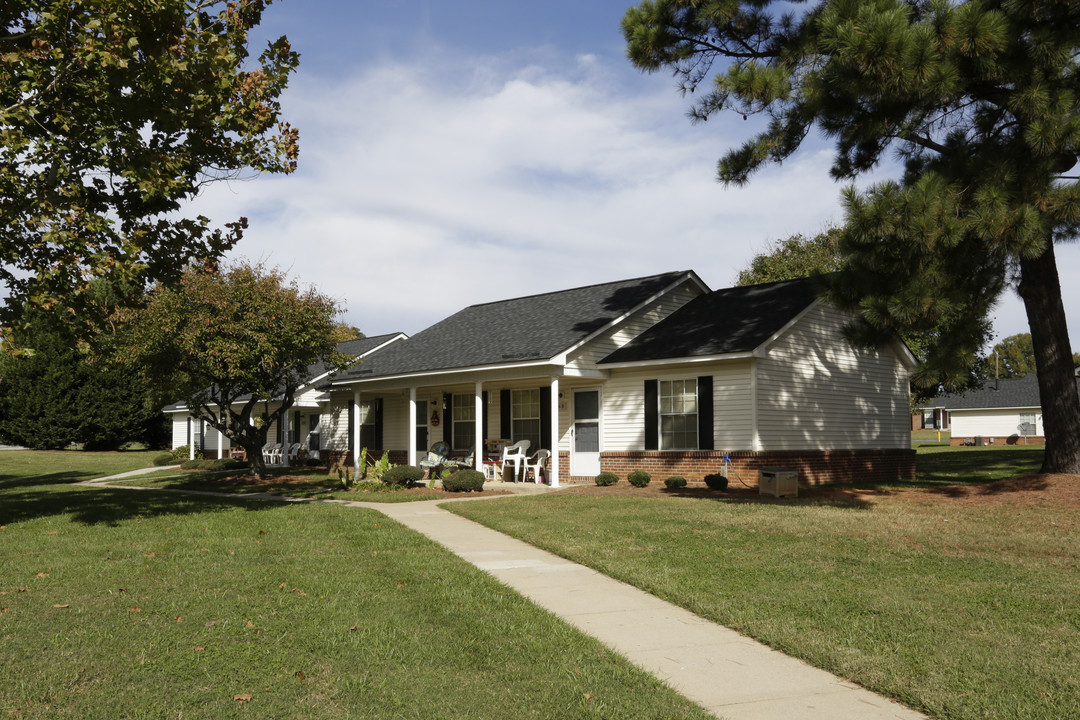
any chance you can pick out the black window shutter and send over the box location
[500,389,511,439]
[644,380,659,450]
[374,398,384,451]
[697,375,714,450]
[540,386,551,450]
[442,393,452,444]
[482,391,489,442]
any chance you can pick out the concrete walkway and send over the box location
[84,473,925,720]
[365,499,925,720]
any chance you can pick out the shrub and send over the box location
[171,445,203,462]
[704,472,729,491]
[594,472,619,486]
[627,470,651,488]
[442,469,485,492]
[152,453,176,466]
[382,464,424,487]
[664,475,687,489]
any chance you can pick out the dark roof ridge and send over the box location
[462,270,695,310]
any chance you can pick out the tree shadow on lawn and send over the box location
[0,484,279,527]
[913,447,1044,487]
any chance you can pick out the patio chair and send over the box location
[418,441,451,479]
[286,442,303,463]
[263,442,283,465]
[497,439,530,482]
[522,449,550,484]
[445,448,476,472]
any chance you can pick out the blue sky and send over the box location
[189,0,1077,344]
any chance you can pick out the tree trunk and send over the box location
[1017,241,1080,474]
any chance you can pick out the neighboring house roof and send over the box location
[332,270,704,382]
[598,277,819,365]
[939,374,1080,410]
[163,332,406,412]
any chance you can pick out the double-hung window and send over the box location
[452,394,475,451]
[511,389,541,450]
[659,379,697,450]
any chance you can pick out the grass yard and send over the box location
[0,451,712,719]
[450,446,1079,720]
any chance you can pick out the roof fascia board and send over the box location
[753,298,821,356]
[551,271,708,365]
[949,405,1041,412]
[599,351,757,370]
[330,359,561,388]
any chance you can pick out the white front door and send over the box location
[571,388,601,477]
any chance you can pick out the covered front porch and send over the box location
[332,366,612,487]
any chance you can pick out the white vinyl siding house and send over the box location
[755,304,912,450]
[950,408,1044,441]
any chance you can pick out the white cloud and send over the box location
[186,48,1075,344]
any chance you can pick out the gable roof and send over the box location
[598,277,819,365]
[333,271,703,382]
[938,373,1080,410]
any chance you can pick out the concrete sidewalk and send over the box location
[367,499,925,720]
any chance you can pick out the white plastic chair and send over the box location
[523,449,550,484]
[286,443,303,463]
[263,442,283,465]
[497,440,530,482]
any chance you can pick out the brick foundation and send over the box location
[597,449,915,487]
[949,435,1044,446]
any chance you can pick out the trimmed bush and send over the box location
[442,469,485,492]
[382,464,424,487]
[594,472,619,486]
[627,470,651,488]
[664,475,687,489]
[171,445,203,462]
[152,453,176,466]
[704,472,729,491]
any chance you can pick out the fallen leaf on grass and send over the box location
[348,625,357,632]
[194,646,206,652]
[145,552,155,558]
[35,572,49,578]
[1,607,9,613]
[584,693,593,702]
[233,693,252,702]
[129,607,141,613]
[175,616,183,623]
[205,619,223,627]
[52,604,69,608]
[245,621,255,628]
[291,588,307,596]
[46,531,58,536]
[295,671,305,681]
[17,588,28,593]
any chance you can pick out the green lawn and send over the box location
[449,446,1078,720]
[0,450,712,719]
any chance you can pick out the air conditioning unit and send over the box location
[759,467,798,497]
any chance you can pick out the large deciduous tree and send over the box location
[127,261,347,476]
[624,0,1080,473]
[0,0,299,325]
[735,229,841,287]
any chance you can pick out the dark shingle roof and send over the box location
[598,277,819,364]
[939,374,1080,410]
[335,271,698,381]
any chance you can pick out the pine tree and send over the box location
[624,0,1080,473]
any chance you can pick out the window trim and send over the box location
[659,378,698,450]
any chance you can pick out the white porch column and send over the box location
[474,382,484,472]
[187,416,195,460]
[282,411,291,468]
[408,387,418,466]
[352,389,362,478]
[549,376,560,487]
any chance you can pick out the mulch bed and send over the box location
[558,474,1080,509]
[173,469,1080,509]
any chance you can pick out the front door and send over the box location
[571,388,601,477]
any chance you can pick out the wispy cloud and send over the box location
[188,48,1065,342]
